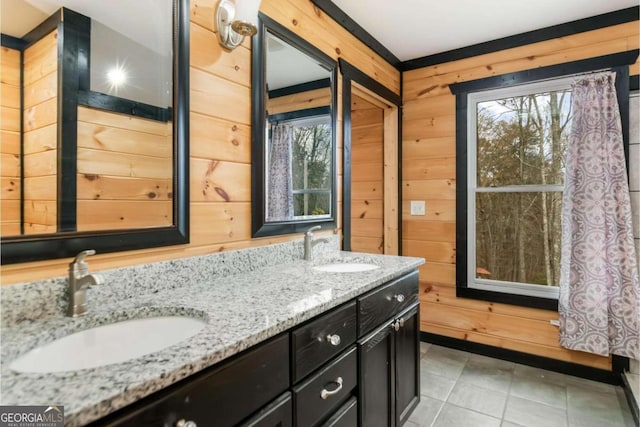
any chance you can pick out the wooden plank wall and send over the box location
[1,0,400,284]
[402,21,640,369]
[22,30,58,235]
[76,106,173,231]
[350,94,384,253]
[0,46,22,236]
[267,86,331,115]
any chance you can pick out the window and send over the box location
[290,115,332,218]
[467,77,574,300]
[267,110,333,219]
[452,56,632,310]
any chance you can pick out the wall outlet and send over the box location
[410,201,426,216]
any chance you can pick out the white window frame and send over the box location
[467,76,575,299]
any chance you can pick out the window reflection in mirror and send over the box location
[266,111,332,221]
[264,31,333,223]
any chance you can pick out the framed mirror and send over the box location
[0,0,189,264]
[251,14,337,237]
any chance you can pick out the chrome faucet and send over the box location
[304,226,329,261]
[68,250,103,317]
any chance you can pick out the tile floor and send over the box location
[408,343,637,427]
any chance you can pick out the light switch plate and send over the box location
[410,201,426,216]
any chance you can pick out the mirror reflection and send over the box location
[264,31,333,222]
[1,0,173,237]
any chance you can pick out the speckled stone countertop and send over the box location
[1,238,424,426]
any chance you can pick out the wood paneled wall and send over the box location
[22,30,58,235]
[1,45,21,236]
[76,106,173,231]
[402,21,640,369]
[350,94,384,254]
[267,86,331,115]
[1,0,400,284]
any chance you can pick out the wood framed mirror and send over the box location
[0,0,189,264]
[251,14,338,237]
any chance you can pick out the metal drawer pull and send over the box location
[320,377,343,399]
[392,320,400,332]
[387,294,405,302]
[176,420,197,427]
[326,334,341,346]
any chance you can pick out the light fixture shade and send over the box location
[234,0,261,27]
[216,0,260,49]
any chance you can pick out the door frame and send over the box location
[339,59,402,254]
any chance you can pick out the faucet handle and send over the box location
[306,225,322,236]
[71,250,96,269]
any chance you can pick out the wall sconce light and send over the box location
[216,0,261,50]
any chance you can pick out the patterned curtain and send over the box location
[267,123,294,221]
[559,71,639,358]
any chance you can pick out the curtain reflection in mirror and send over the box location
[267,123,294,221]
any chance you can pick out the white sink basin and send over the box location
[313,263,380,273]
[10,316,206,373]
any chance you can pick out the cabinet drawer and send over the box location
[292,301,357,382]
[92,334,290,427]
[293,346,357,427]
[240,392,292,427]
[322,397,357,427]
[358,271,419,337]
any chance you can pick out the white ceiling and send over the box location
[1,0,172,54]
[267,32,330,90]
[332,0,639,62]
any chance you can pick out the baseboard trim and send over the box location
[421,332,620,385]
[621,372,640,426]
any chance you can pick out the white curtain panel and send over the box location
[559,71,639,358]
[267,123,294,221]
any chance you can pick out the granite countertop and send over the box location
[1,249,423,426]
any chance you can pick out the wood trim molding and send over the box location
[272,3,637,79]
[77,91,172,122]
[268,78,331,99]
[339,59,401,106]
[268,106,331,123]
[402,6,640,70]
[0,34,27,50]
[449,50,640,94]
[58,8,91,232]
[621,373,640,425]
[421,332,620,384]
[309,0,400,68]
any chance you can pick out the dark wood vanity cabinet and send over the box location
[358,272,420,427]
[89,271,419,427]
[93,334,290,427]
[240,392,293,427]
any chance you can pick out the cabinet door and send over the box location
[91,334,289,427]
[394,304,420,427]
[240,392,292,427]
[322,396,357,427]
[358,320,394,427]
